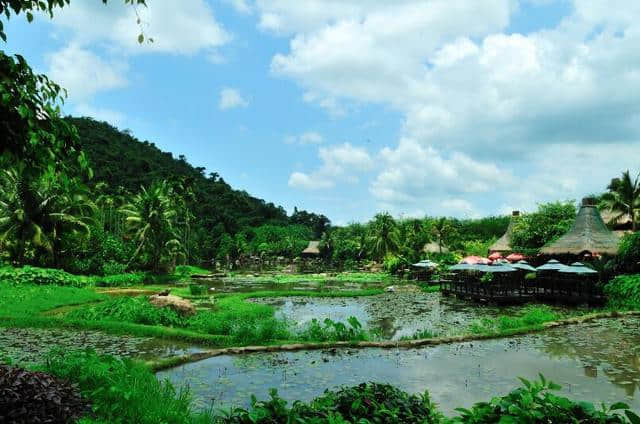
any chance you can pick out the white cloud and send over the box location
[218,88,249,110]
[52,0,230,55]
[47,44,127,100]
[285,131,324,145]
[288,143,373,190]
[264,0,640,217]
[224,0,253,14]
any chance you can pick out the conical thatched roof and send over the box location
[488,211,519,253]
[423,241,449,254]
[540,198,620,256]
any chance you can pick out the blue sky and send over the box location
[4,0,640,225]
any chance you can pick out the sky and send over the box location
[4,0,640,225]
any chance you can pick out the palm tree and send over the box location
[602,170,640,232]
[0,167,92,265]
[430,217,455,253]
[368,212,400,261]
[120,180,184,274]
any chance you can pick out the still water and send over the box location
[159,317,640,415]
[253,292,586,340]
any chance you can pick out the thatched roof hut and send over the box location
[423,241,449,254]
[540,198,620,256]
[488,211,519,254]
[301,241,321,257]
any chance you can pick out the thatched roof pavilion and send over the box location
[423,241,449,254]
[488,211,519,254]
[301,241,320,256]
[540,198,620,256]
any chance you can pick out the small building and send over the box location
[301,241,321,258]
[423,241,449,254]
[488,211,519,254]
[540,198,620,257]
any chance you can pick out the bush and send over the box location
[0,265,89,287]
[102,261,128,276]
[297,317,371,342]
[67,296,186,327]
[41,350,206,424]
[91,272,146,287]
[383,255,407,274]
[605,274,640,310]
[189,284,207,296]
[0,365,91,423]
[616,232,640,274]
[216,382,442,423]
[452,374,639,423]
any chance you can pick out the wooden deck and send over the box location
[440,275,604,305]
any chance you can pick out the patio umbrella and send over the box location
[511,260,537,272]
[412,260,438,269]
[481,263,517,273]
[461,256,492,265]
[449,263,475,271]
[506,253,525,262]
[488,252,502,260]
[536,259,568,271]
[558,262,598,274]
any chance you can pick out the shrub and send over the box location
[41,350,205,424]
[0,365,91,423]
[616,232,640,274]
[91,272,146,287]
[452,374,639,423]
[216,383,442,423]
[605,274,640,310]
[0,265,89,287]
[189,284,207,296]
[297,317,371,342]
[67,296,186,327]
[383,255,407,274]
[101,261,128,276]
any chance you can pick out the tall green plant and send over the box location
[120,180,185,274]
[368,212,400,261]
[602,170,640,232]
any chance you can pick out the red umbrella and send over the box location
[461,256,492,265]
[488,252,502,260]
[506,253,524,262]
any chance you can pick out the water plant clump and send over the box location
[296,316,372,342]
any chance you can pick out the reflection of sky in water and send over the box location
[256,293,585,340]
[158,317,640,416]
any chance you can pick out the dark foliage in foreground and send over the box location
[0,365,90,424]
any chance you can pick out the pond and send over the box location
[252,292,585,340]
[158,317,640,415]
[190,275,390,294]
[0,327,206,365]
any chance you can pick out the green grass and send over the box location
[0,284,105,317]
[38,350,211,424]
[467,305,560,335]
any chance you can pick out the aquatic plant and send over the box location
[468,305,559,335]
[297,316,371,342]
[452,374,640,423]
[67,296,186,327]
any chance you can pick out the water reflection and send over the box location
[158,317,640,415]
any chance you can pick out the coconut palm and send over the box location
[602,170,640,232]
[120,180,184,274]
[430,217,456,253]
[0,167,93,265]
[368,212,400,261]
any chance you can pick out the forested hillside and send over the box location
[68,117,291,232]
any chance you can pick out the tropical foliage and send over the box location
[510,201,576,250]
[602,170,640,232]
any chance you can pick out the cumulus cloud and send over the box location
[52,0,230,55]
[263,0,640,216]
[288,143,373,190]
[47,44,127,100]
[218,88,249,110]
[284,131,324,145]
